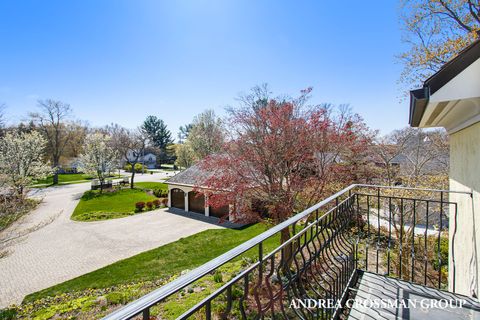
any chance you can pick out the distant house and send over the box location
[58,157,82,173]
[165,163,234,220]
[122,150,157,169]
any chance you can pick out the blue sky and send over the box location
[0,0,409,137]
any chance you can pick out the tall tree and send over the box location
[108,124,147,189]
[178,124,193,143]
[198,87,373,245]
[188,109,225,160]
[0,131,52,198]
[399,0,480,87]
[141,116,172,150]
[79,133,118,192]
[141,116,173,167]
[29,99,73,184]
[175,142,195,169]
[64,120,88,160]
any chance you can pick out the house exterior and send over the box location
[122,150,157,169]
[409,38,480,297]
[165,163,232,220]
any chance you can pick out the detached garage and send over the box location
[166,163,232,220]
[170,188,185,210]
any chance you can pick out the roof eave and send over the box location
[409,87,429,127]
[408,38,480,128]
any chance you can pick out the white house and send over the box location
[409,38,480,297]
[123,150,157,169]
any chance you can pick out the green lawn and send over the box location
[32,173,123,187]
[24,223,278,302]
[134,182,168,191]
[71,188,158,221]
[33,173,93,186]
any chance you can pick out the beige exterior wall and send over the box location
[449,121,480,296]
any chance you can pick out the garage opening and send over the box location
[188,192,205,214]
[170,188,185,210]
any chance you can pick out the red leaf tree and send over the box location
[197,87,374,243]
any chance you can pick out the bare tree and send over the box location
[29,99,73,184]
[64,120,88,160]
[108,124,147,189]
[375,127,449,187]
[399,0,480,89]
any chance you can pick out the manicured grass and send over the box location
[134,182,168,191]
[33,173,93,186]
[32,173,122,187]
[24,223,278,302]
[71,188,158,221]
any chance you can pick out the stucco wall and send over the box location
[449,121,480,297]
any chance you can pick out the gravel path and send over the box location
[0,172,221,307]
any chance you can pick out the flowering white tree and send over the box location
[79,133,118,190]
[0,131,52,197]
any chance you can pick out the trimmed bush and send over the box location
[153,189,168,198]
[146,201,153,210]
[153,199,161,208]
[135,202,145,212]
[124,163,148,173]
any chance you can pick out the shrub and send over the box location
[124,163,148,173]
[105,292,126,305]
[433,236,449,271]
[153,189,168,198]
[153,199,161,208]
[213,270,223,283]
[0,308,17,320]
[160,197,168,206]
[146,202,153,210]
[135,202,145,212]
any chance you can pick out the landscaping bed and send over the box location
[70,182,169,221]
[0,198,40,232]
[70,189,159,221]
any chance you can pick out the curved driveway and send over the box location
[0,173,221,307]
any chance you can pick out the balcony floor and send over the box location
[347,272,480,320]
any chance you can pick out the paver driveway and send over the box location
[0,173,221,307]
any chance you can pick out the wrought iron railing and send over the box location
[103,184,471,320]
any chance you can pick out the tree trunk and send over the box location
[52,171,59,185]
[99,178,104,194]
[281,227,294,270]
[52,159,59,185]
[130,169,136,189]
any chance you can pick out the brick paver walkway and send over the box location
[0,172,220,307]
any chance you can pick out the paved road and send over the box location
[0,172,221,307]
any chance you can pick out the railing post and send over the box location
[376,187,380,274]
[438,191,443,288]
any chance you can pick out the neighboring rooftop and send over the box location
[165,162,214,187]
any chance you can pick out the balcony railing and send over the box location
[103,184,471,320]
